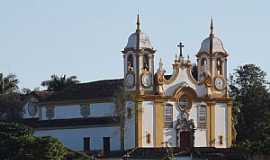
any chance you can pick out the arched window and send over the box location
[127,54,134,71]
[143,55,149,71]
[127,107,132,119]
[197,105,207,129]
[201,58,207,66]
[217,58,223,75]
[201,58,208,71]
[164,104,173,128]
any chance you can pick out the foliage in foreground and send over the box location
[0,122,67,160]
[65,148,92,160]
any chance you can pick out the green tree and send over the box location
[0,93,24,121]
[30,136,67,160]
[0,122,33,137]
[0,122,33,159]
[230,64,270,155]
[0,122,67,160]
[41,74,79,91]
[0,73,19,94]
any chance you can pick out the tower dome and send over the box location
[198,19,227,55]
[124,14,154,50]
[125,32,153,49]
[199,36,226,53]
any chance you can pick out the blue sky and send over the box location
[0,0,269,89]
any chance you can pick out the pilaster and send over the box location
[207,101,216,147]
[154,100,164,147]
[227,101,232,147]
[135,101,143,147]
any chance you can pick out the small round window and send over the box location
[177,95,191,111]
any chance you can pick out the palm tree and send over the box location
[0,73,19,94]
[41,74,79,91]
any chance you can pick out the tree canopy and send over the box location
[41,74,79,91]
[230,64,270,154]
[0,93,24,121]
[0,73,19,94]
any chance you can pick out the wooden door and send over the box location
[180,131,191,150]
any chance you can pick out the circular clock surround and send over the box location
[214,76,225,90]
[28,103,37,116]
[125,72,135,88]
[141,73,152,88]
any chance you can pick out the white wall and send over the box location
[91,103,116,117]
[124,101,135,150]
[215,103,227,148]
[142,101,154,147]
[54,104,82,119]
[40,102,116,120]
[34,127,121,151]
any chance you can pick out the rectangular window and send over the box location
[83,137,90,152]
[197,105,207,129]
[103,137,110,153]
[164,104,173,128]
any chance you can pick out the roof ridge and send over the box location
[77,78,124,85]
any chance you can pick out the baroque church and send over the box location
[22,15,233,154]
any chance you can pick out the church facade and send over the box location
[22,16,232,153]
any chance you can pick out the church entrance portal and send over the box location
[176,112,194,150]
[179,131,192,150]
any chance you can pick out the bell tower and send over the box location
[122,15,156,94]
[196,19,228,96]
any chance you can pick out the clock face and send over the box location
[142,73,152,88]
[214,77,225,90]
[28,103,37,116]
[125,73,135,88]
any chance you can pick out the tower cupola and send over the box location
[125,15,154,50]
[122,15,155,94]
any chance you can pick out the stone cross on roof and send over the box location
[177,42,184,57]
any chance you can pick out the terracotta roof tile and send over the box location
[34,79,124,102]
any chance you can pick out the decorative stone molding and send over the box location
[80,104,90,118]
[46,105,55,120]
